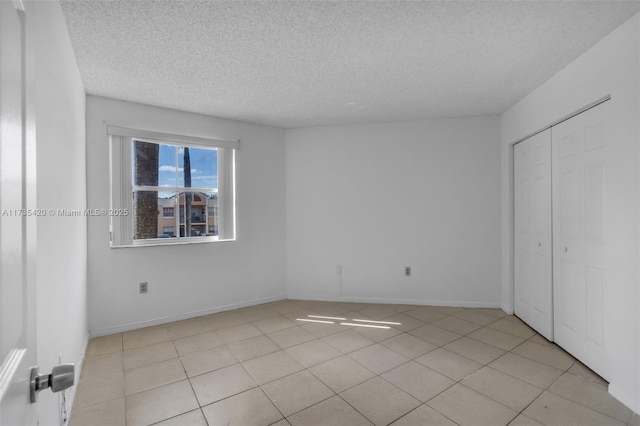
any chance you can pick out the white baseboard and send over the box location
[608,382,640,416]
[63,332,89,424]
[89,294,287,337]
[286,293,502,309]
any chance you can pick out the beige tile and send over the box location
[180,345,237,377]
[206,312,248,330]
[548,373,633,423]
[124,358,187,395]
[354,304,399,319]
[242,350,304,385]
[286,339,342,368]
[381,314,426,332]
[123,341,178,370]
[154,409,207,426]
[202,387,283,426]
[475,308,508,318]
[165,317,212,340]
[123,325,172,350]
[380,333,436,359]
[173,331,224,356]
[254,315,297,333]
[85,334,123,358]
[228,334,280,361]
[340,377,420,426]
[268,326,316,348]
[69,397,125,426]
[217,323,263,343]
[488,317,536,339]
[461,367,542,411]
[322,330,374,353]
[489,353,563,388]
[467,327,525,351]
[271,420,292,426]
[524,391,626,426]
[288,395,373,426]
[239,306,279,322]
[409,324,461,346]
[444,337,505,364]
[432,316,482,335]
[262,370,334,417]
[348,344,410,374]
[80,351,123,380]
[309,356,375,393]
[297,320,347,338]
[190,363,257,405]
[528,333,555,346]
[507,414,544,426]
[390,405,457,426]
[403,307,448,323]
[511,340,575,370]
[429,306,464,315]
[351,325,404,342]
[125,380,199,426]
[267,300,310,315]
[415,348,482,381]
[452,309,499,326]
[382,361,455,402]
[73,370,124,411]
[567,360,607,386]
[427,384,517,426]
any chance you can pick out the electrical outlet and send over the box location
[405,266,411,277]
[139,282,148,294]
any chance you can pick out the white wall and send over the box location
[33,2,88,424]
[286,117,501,306]
[500,13,639,412]
[86,96,286,335]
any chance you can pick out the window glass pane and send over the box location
[132,141,177,188]
[158,144,178,188]
[134,190,177,240]
[178,191,217,237]
[132,141,159,187]
[177,146,217,189]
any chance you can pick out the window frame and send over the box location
[108,126,237,248]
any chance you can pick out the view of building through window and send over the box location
[132,140,218,241]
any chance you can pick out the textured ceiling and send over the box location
[60,1,640,129]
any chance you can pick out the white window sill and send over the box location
[110,236,236,248]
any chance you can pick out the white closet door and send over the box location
[552,101,609,380]
[514,129,553,340]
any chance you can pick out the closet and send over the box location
[514,100,609,380]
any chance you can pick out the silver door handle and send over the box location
[30,364,75,403]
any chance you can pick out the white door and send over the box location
[0,1,38,425]
[552,101,609,380]
[514,129,553,340]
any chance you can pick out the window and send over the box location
[109,126,237,247]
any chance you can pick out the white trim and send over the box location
[109,135,133,246]
[107,125,239,150]
[65,333,90,419]
[133,185,217,193]
[88,294,286,337]
[0,348,26,403]
[217,148,235,240]
[110,132,235,247]
[286,294,504,309]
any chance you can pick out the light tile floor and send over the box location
[69,300,639,426]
